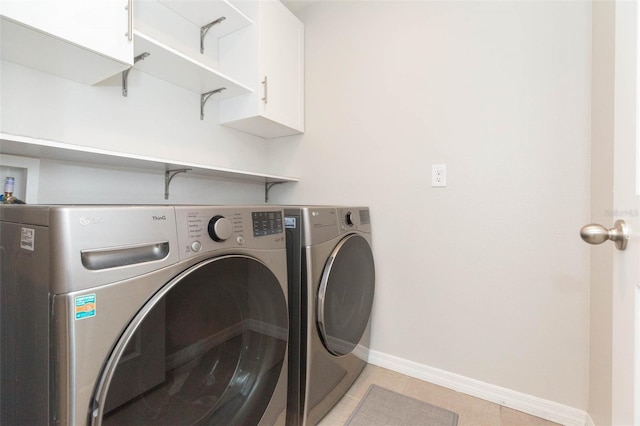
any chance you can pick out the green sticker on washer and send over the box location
[75,294,96,320]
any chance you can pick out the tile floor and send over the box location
[317,364,562,426]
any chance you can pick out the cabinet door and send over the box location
[218,0,304,138]
[258,0,304,133]
[1,0,133,83]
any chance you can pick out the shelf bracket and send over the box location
[165,168,191,200]
[265,181,286,203]
[200,88,226,120]
[200,17,226,54]
[122,52,151,97]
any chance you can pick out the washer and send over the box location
[0,205,289,425]
[285,206,375,426]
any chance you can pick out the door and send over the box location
[612,2,639,424]
[91,255,288,425]
[317,234,375,356]
[588,2,639,424]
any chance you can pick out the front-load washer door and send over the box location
[317,234,375,357]
[91,255,288,425]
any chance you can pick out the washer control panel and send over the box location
[208,215,233,242]
[252,211,283,237]
[175,206,285,259]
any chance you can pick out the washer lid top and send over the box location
[317,233,375,356]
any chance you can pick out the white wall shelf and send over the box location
[0,133,299,201]
[133,31,252,102]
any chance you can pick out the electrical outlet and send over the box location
[432,164,447,187]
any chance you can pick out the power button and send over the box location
[236,236,245,245]
[191,241,202,252]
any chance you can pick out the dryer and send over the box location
[285,206,375,426]
[0,205,289,425]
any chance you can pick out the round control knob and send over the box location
[345,211,355,226]
[208,215,233,242]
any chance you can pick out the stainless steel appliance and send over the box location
[285,206,375,426]
[0,205,289,425]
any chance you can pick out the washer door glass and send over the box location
[317,234,375,356]
[92,255,288,425]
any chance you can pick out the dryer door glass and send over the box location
[92,255,288,425]
[317,234,375,356]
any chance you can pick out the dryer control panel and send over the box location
[175,206,285,260]
[338,207,372,234]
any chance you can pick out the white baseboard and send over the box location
[367,349,594,426]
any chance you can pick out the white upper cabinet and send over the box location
[0,0,133,84]
[219,1,304,139]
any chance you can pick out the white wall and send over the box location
[33,158,264,204]
[269,0,592,410]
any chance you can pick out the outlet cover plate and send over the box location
[432,164,447,187]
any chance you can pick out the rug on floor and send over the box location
[344,384,459,426]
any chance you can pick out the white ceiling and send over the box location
[281,0,317,15]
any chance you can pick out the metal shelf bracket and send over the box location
[200,17,226,54]
[200,88,226,120]
[265,181,286,203]
[122,52,151,97]
[165,168,191,200]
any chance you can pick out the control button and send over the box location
[345,211,355,226]
[208,215,233,242]
[236,235,245,245]
[191,241,202,252]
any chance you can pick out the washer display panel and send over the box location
[317,234,375,357]
[92,255,288,425]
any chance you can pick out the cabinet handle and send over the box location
[125,0,133,41]
[262,76,268,104]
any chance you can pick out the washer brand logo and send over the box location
[79,217,103,226]
[153,215,167,221]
